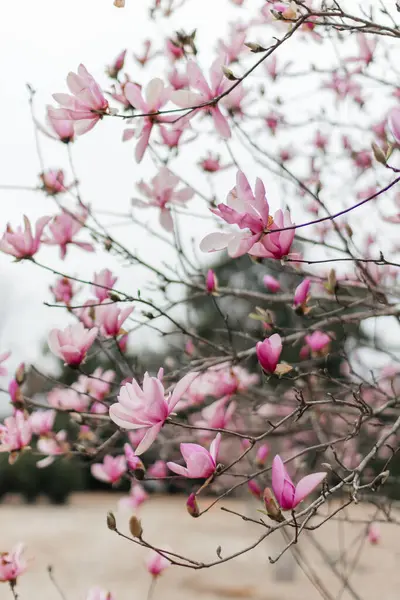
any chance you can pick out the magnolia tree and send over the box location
[1,0,400,598]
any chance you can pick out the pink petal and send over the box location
[124,83,147,111]
[209,432,221,464]
[165,461,188,477]
[293,472,326,507]
[171,90,202,108]
[200,231,234,252]
[135,124,152,163]
[212,107,231,139]
[169,371,199,411]
[135,422,163,455]
[145,78,165,110]
[187,61,211,96]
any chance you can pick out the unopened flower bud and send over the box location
[129,515,143,538]
[107,511,117,531]
[255,444,269,467]
[263,488,284,522]
[124,443,146,479]
[186,493,200,518]
[222,66,238,81]
[371,142,387,165]
[15,363,26,385]
[247,479,262,499]
[206,269,218,294]
[244,42,266,53]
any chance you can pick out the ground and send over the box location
[1,493,399,600]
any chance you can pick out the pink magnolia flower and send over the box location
[95,302,133,337]
[86,587,115,600]
[48,387,89,412]
[123,78,172,162]
[368,523,380,544]
[146,550,171,577]
[37,430,69,468]
[256,334,282,374]
[247,479,262,499]
[132,167,194,231]
[270,2,298,20]
[0,544,27,583]
[347,34,376,66]
[118,483,148,511]
[167,67,189,90]
[194,396,236,430]
[388,107,400,144]
[272,455,326,510]
[249,210,295,259]
[29,410,56,436]
[51,64,109,135]
[107,49,126,79]
[48,323,98,366]
[314,130,329,151]
[50,277,76,305]
[263,275,281,293]
[200,171,271,258]
[148,460,168,478]
[0,216,50,259]
[304,331,331,353]
[293,278,311,308]
[172,56,231,139]
[221,83,247,118]
[124,443,145,474]
[165,38,185,62]
[109,370,198,455]
[206,269,218,294]
[46,210,94,259]
[167,433,221,478]
[256,444,269,467]
[134,40,154,67]
[9,380,23,406]
[0,351,11,376]
[91,454,127,484]
[159,124,185,148]
[37,106,75,143]
[199,153,223,172]
[92,269,118,302]
[75,367,115,401]
[40,169,67,195]
[0,411,32,452]
[218,28,246,64]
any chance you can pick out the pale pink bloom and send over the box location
[265,55,279,81]
[172,56,231,139]
[206,269,218,294]
[220,83,247,117]
[263,275,280,293]
[95,302,133,337]
[200,171,271,258]
[118,483,148,511]
[92,269,118,302]
[134,39,154,67]
[123,78,172,162]
[218,28,246,63]
[107,49,126,79]
[194,397,236,430]
[40,169,67,195]
[265,111,282,134]
[272,455,326,510]
[50,277,76,305]
[199,153,223,172]
[51,64,109,135]
[0,215,50,259]
[256,334,282,374]
[48,387,89,412]
[148,460,168,478]
[29,410,56,436]
[304,331,331,353]
[167,433,221,478]
[133,167,194,231]
[109,370,198,455]
[250,210,295,259]
[73,299,97,329]
[323,72,363,104]
[353,150,372,170]
[167,67,189,90]
[118,334,128,353]
[388,107,400,144]
[0,411,32,452]
[124,443,145,473]
[293,278,310,308]
[159,124,184,148]
[48,323,98,366]
[108,80,134,109]
[46,210,94,259]
[91,454,127,484]
[0,544,27,583]
[314,130,328,151]
[347,34,376,66]
[368,523,380,544]
[37,430,69,468]
[9,380,23,406]
[146,550,171,577]
[86,587,115,600]
[36,106,75,143]
[256,444,269,466]
[0,351,11,376]
[165,38,185,62]
[75,367,115,401]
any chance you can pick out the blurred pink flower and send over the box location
[37,106,75,143]
[304,331,331,353]
[86,587,115,600]
[46,210,94,259]
[255,444,269,467]
[272,455,326,510]
[50,277,76,305]
[263,275,280,293]
[0,411,32,452]
[256,334,282,374]
[48,387,89,412]
[0,351,11,377]
[107,49,126,79]
[109,370,198,455]
[167,433,221,478]
[95,302,133,337]
[206,269,218,294]
[199,153,223,172]
[247,479,262,499]
[293,278,311,308]
[194,396,236,430]
[29,410,56,436]
[37,430,69,468]
[165,38,185,62]
[0,216,50,259]
[51,64,109,135]
[118,483,148,511]
[0,544,27,583]
[40,169,68,195]
[48,323,98,366]
[91,454,127,484]
[92,269,118,302]
[368,523,380,544]
[148,460,168,479]
[146,550,171,577]
[388,107,400,144]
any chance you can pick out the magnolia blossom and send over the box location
[0,411,32,453]
[293,278,311,308]
[48,323,98,366]
[95,302,133,337]
[0,351,11,376]
[0,216,50,259]
[263,275,281,293]
[124,443,145,474]
[50,277,76,305]
[172,55,231,138]
[388,107,400,144]
[46,210,94,259]
[29,410,56,436]
[107,49,126,78]
[248,479,262,499]
[109,370,198,455]
[256,334,282,374]
[0,544,27,583]
[118,483,148,511]
[40,169,67,195]
[37,431,69,468]
[36,106,75,143]
[92,269,118,302]
[347,34,376,66]
[368,523,380,544]
[51,64,109,135]
[304,330,331,353]
[256,444,269,467]
[206,269,218,294]
[272,455,326,510]
[48,387,89,412]
[218,26,246,63]
[91,455,127,484]
[148,460,168,478]
[75,368,115,401]
[86,587,115,600]
[167,433,221,478]
[199,153,223,172]
[249,210,295,260]
[132,167,194,231]
[146,550,171,577]
[194,396,236,431]
[165,38,185,62]
[123,78,172,162]
[167,67,189,90]
[159,124,185,148]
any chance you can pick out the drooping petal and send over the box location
[169,371,199,411]
[165,461,189,477]
[134,422,164,455]
[199,231,235,253]
[209,432,221,464]
[293,472,327,507]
